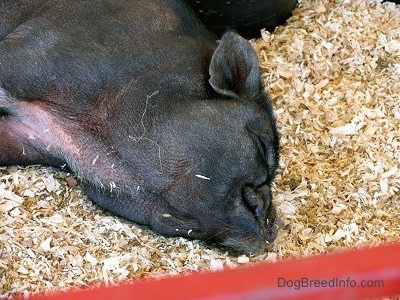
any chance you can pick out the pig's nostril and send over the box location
[242,186,265,220]
[257,184,272,205]
[242,184,274,225]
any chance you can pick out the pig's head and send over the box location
[82,32,279,254]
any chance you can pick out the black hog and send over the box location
[0,0,279,254]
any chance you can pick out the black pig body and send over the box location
[0,0,279,254]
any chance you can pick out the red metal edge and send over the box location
[26,242,400,300]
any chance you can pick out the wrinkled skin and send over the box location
[0,0,279,254]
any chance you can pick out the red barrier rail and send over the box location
[29,242,400,300]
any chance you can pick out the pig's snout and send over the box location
[243,184,278,243]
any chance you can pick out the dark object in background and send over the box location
[187,0,298,38]
[385,0,400,3]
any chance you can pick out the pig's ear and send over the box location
[209,32,261,99]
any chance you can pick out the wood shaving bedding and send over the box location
[1,0,399,297]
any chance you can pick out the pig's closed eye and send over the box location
[247,128,269,160]
[256,135,273,167]
[248,128,277,180]
[255,135,276,181]
[257,136,267,158]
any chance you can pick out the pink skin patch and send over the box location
[17,102,82,158]
[4,99,135,193]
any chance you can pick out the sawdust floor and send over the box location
[1,0,399,297]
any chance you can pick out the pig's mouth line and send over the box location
[201,213,277,247]
[159,213,202,237]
